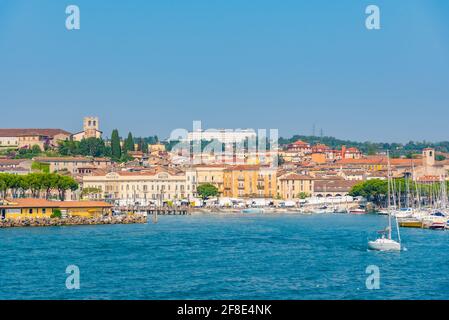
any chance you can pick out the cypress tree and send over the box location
[125,132,134,152]
[142,140,149,154]
[111,129,122,160]
[135,137,143,151]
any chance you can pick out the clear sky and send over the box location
[0,0,448,142]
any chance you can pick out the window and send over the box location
[42,208,46,214]
[29,209,33,214]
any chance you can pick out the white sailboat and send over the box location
[368,218,401,251]
[368,151,402,251]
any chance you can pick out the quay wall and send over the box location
[0,215,147,228]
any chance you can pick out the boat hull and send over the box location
[349,210,366,215]
[428,222,446,230]
[368,239,401,251]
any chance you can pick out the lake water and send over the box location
[1,213,448,300]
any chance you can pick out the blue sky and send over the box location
[0,0,448,142]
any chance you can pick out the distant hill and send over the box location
[279,135,449,158]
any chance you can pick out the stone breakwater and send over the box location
[0,215,148,228]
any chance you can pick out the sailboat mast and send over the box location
[387,151,392,240]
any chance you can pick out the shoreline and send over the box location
[0,209,380,228]
[0,215,147,229]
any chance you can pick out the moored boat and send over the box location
[429,221,446,230]
[392,208,414,218]
[349,208,366,215]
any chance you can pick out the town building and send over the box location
[72,117,102,141]
[82,166,194,204]
[149,143,166,154]
[223,165,277,198]
[313,180,359,198]
[413,148,449,177]
[341,146,362,159]
[277,173,314,200]
[34,157,112,174]
[0,159,32,175]
[0,129,71,150]
[185,164,227,196]
[0,159,32,171]
[0,198,112,220]
[286,140,312,154]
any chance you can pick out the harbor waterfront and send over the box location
[1,213,449,300]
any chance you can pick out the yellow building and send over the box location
[0,198,112,220]
[277,173,314,200]
[311,153,326,164]
[150,143,166,154]
[186,165,226,195]
[223,165,277,198]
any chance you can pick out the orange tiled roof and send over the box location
[0,129,71,137]
[35,157,92,162]
[225,165,261,171]
[279,173,314,181]
[291,140,310,146]
[35,157,111,162]
[336,157,421,166]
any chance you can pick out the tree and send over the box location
[0,178,7,198]
[124,132,134,153]
[41,173,59,199]
[119,152,133,163]
[142,140,149,154]
[0,173,79,200]
[111,129,122,161]
[135,137,143,152]
[197,183,219,200]
[56,175,78,201]
[24,173,44,198]
[81,187,102,199]
[79,137,111,157]
[297,192,309,199]
[31,145,42,154]
[14,146,42,159]
[277,155,285,166]
[349,179,388,206]
[58,139,81,156]
[32,161,50,173]
[51,209,62,219]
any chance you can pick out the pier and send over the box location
[115,206,191,216]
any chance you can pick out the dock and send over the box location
[115,206,191,216]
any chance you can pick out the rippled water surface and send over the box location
[1,213,448,299]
